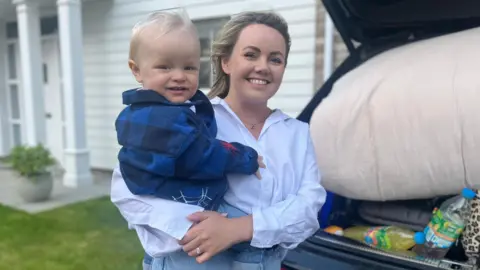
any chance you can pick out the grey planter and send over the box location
[17,172,53,203]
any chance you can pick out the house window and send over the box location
[7,44,16,79]
[43,63,48,83]
[12,124,22,147]
[5,42,23,147]
[9,85,20,120]
[193,18,229,89]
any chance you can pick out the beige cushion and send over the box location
[310,27,480,201]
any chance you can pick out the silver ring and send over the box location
[196,247,201,255]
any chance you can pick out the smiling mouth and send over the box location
[247,79,270,85]
[167,87,188,91]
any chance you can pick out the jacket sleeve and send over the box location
[110,166,203,257]
[116,106,259,181]
[250,132,326,249]
[173,111,260,179]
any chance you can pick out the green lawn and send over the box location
[0,197,144,270]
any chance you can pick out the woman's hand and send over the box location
[179,211,253,264]
[255,156,266,180]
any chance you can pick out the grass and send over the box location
[0,197,144,270]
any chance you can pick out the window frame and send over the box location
[193,17,230,91]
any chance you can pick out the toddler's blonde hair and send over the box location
[129,8,196,62]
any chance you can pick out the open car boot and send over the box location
[283,1,480,270]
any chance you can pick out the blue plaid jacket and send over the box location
[115,89,259,210]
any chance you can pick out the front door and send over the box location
[42,38,65,167]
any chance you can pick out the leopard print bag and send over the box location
[461,189,480,265]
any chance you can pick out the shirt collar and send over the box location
[210,96,291,124]
[122,88,209,107]
[123,89,215,129]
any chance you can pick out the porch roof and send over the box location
[0,0,56,19]
[0,0,100,19]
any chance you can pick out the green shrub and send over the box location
[6,144,55,179]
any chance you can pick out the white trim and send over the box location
[8,119,22,125]
[15,0,47,146]
[57,0,92,187]
[6,79,19,84]
[42,34,59,41]
[57,0,81,6]
[12,0,35,5]
[64,148,89,155]
[323,14,334,82]
[208,28,215,87]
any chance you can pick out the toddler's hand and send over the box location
[255,156,266,180]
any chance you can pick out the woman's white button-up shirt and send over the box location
[110,97,326,257]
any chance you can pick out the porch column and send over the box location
[0,19,9,156]
[12,0,46,146]
[57,0,92,187]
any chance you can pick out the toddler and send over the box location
[115,10,264,212]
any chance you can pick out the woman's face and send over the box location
[222,24,287,105]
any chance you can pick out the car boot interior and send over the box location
[294,0,480,269]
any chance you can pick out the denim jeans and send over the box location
[143,254,153,270]
[150,245,285,270]
[143,201,286,270]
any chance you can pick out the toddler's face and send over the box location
[130,28,200,103]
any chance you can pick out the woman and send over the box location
[111,11,326,270]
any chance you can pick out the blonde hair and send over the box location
[208,11,291,99]
[129,8,196,62]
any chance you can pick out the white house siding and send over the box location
[81,0,317,170]
[314,2,348,90]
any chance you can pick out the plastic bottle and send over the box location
[415,188,476,259]
[324,225,344,236]
[343,226,425,251]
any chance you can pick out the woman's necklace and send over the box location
[241,110,273,130]
[223,99,273,131]
[245,121,265,130]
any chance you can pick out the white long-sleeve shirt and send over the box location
[110,97,326,257]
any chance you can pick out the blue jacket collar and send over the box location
[122,88,216,134]
[122,88,209,106]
